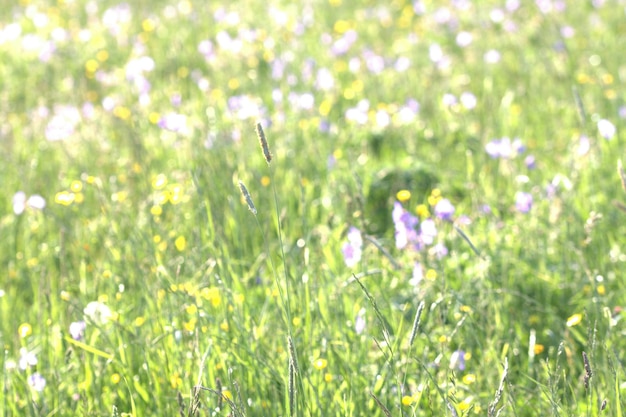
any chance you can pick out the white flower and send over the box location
[84,301,113,325]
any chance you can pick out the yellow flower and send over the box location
[175,235,186,251]
[462,374,476,384]
[396,189,411,202]
[18,323,32,338]
[111,373,121,384]
[566,313,583,327]
[534,344,545,354]
[402,395,415,406]
[313,358,328,370]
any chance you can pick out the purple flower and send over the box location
[450,350,466,370]
[342,227,362,267]
[525,155,536,169]
[515,191,533,213]
[355,308,366,334]
[434,199,455,221]
[485,137,524,159]
[28,373,46,392]
[69,321,86,341]
[158,113,187,132]
[393,202,419,249]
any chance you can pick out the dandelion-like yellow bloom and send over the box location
[312,358,328,370]
[415,204,429,218]
[175,235,186,251]
[566,313,583,327]
[534,344,545,354]
[55,191,75,206]
[462,374,476,384]
[111,373,121,384]
[396,189,411,202]
[152,174,167,190]
[18,323,32,338]
[401,395,415,406]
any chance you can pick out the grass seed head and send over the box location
[256,122,272,165]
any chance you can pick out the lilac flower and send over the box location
[331,30,358,56]
[525,155,536,169]
[485,137,525,159]
[393,202,419,249]
[597,119,616,140]
[69,321,86,341]
[355,308,366,334]
[363,51,385,74]
[158,112,187,132]
[342,227,363,267]
[28,373,46,392]
[434,199,455,221]
[450,350,466,370]
[515,191,533,213]
[45,105,81,141]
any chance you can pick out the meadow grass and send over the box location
[1,0,625,416]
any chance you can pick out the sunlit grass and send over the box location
[1,1,624,416]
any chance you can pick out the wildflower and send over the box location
[28,372,46,392]
[313,358,328,370]
[393,202,419,249]
[19,348,38,370]
[341,227,362,268]
[456,31,473,47]
[158,112,187,133]
[484,49,501,63]
[13,192,46,215]
[69,321,86,341]
[355,308,366,334]
[597,118,616,140]
[460,92,477,109]
[45,105,81,141]
[566,313,582,327]
[18,322,32,338]
[434,198,455,221]
[83,301,113,325]
[396,189,411,202]
[525,155,536,169]
[485,137,525,159]
[450,349,467,371]
[410,262,424,286]
[419,219,437,245]
[515,191,533,213]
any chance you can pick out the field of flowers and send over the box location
[1,0,625,416]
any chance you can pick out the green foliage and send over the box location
[1,1,625,416]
